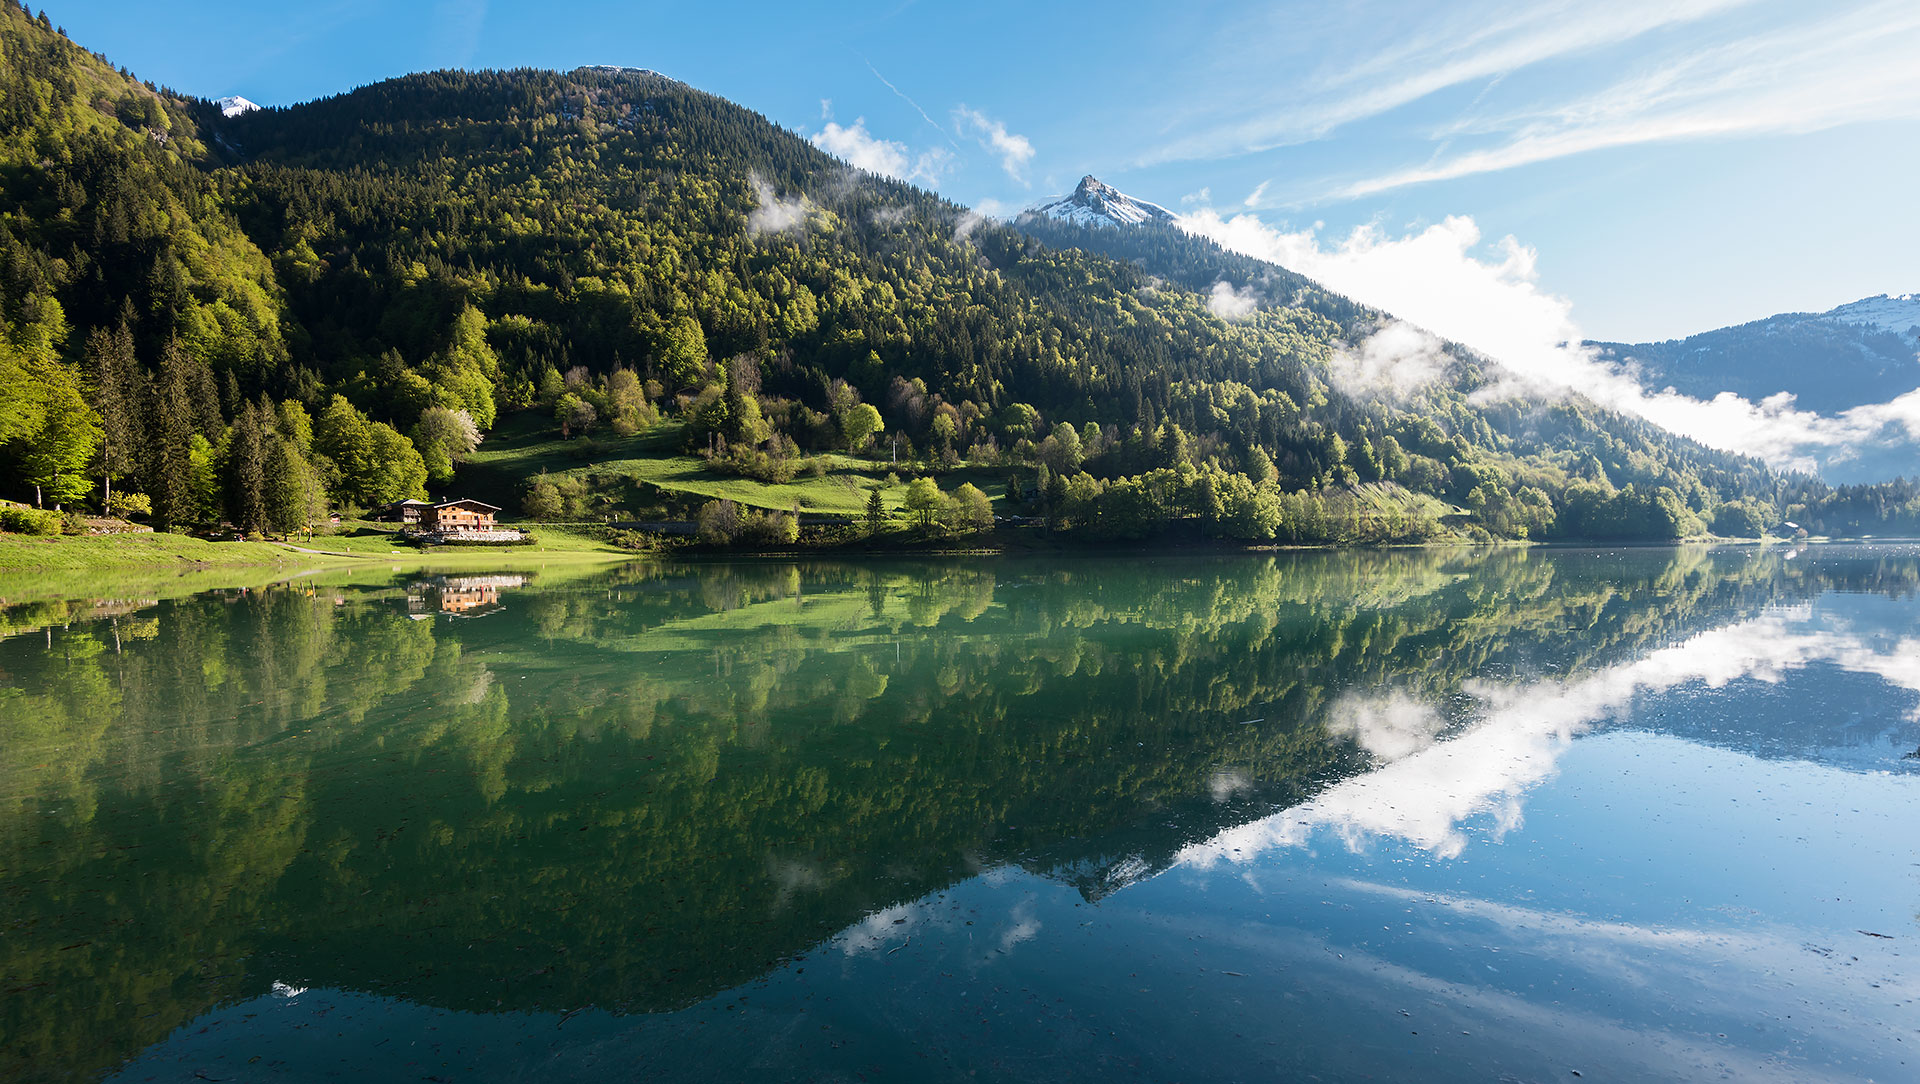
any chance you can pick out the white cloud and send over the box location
[747,172,810,236]
[954,106,1036,184]
[810,118,951,186]
[953,197,1014,244]
[1329,319,1450,401]
[1206,280,1261,321]
[1177,205,1917,472]
[1242,179,1271,208]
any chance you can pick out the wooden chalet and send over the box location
[426,498,501,532]
[373,498,433,524]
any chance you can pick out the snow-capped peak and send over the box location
[1822,293,1920,340]
[215,95,259,118]
[1027,175,1176,229]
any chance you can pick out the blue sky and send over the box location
[48,0,1920,344]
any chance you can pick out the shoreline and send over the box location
[1,530,1897,607]
[0,531,633,608]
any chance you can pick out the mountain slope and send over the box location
[218,71,1799,538]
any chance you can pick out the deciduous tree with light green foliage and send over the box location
[522,473,564,520]
[555,393,597,438]
[412,406,483,485]
[658,314,708,391]
[423,304,500,428]
[841,402,883,453]
[315,394,427,507]
[903,476,944,530]
[23,369,100,509]
[950,482,993,535]
[606,368,655,436]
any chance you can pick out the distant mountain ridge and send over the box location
[1589,293,1920,415]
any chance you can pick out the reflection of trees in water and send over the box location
[0,546,1912,1081]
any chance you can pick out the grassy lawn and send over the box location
[459,413,1014,518]
[0,523,632,606]
[0,531,310,574]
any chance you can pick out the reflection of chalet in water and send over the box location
[378,498,524,543]
[405,574,528,619]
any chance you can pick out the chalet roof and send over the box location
[381,498,434,508]
[432,498,502,512]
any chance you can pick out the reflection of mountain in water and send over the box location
[1177,592,1920,870]
[3,546,1917,1082]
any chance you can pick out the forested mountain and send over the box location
[2,2,1914,542]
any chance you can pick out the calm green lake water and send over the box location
[3,546,1917,1082]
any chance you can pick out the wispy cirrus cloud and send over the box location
[1337,0,1920,198]
[1140,0,1755,167]
[1137,0,1920,207]
[431,0,488,69]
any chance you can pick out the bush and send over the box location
[523,472,591,520]
[703,443,802,483]
[0,507,63,536]
[701,434,817,483]
[695,499,798,547]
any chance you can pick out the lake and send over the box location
[3,545,1917,1082]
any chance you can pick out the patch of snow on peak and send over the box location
[215,96,258,118]
[1822,293,1920,340]
[1028,175,1175,229]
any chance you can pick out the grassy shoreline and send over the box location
[0,528,632,607]
[0,527,1863,608]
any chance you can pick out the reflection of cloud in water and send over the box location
[1323,689,1448,763]
[1206,767,1255,803]
[1182,610,1920,863]
[1207,875,1918,1084]
[997,899,1041,953]
[840,902,917,955]
[837,884,1045,964]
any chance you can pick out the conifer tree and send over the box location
[145,338,197,529]
[222,403,267,533]
[86,322,140,513]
